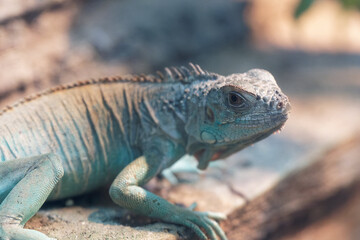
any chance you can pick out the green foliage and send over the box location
[342,0,360,9]
[295,0,360,18]
[294,0,315,19]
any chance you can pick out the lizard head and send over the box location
[185,68,291,170]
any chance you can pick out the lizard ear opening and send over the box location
[205,106,215,123]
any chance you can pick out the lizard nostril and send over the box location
[277,102,283,110]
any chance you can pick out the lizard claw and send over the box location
[166,207,228,240]
[0,225,57,240]
[187,202,198,211]
[199,211,227,221]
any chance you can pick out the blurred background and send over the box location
[0,0,360,239]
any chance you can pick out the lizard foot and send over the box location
[0,224,56,240]
[166,207,228,240]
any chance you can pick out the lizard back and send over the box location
[0,82,148,199]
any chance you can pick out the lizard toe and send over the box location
[0,225,56,240]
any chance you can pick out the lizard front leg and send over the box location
[0,153,64,240]
[109,138,227,240]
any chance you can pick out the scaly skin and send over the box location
[0,64,290,240]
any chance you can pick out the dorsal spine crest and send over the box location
[0,63,217,115]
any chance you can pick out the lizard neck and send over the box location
[141,82,190,142]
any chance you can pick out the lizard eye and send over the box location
[228,92,245,107]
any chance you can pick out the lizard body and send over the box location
[0,64,290,240]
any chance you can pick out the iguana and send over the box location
[0,63,290,240]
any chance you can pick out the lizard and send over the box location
[0,63,290,240]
